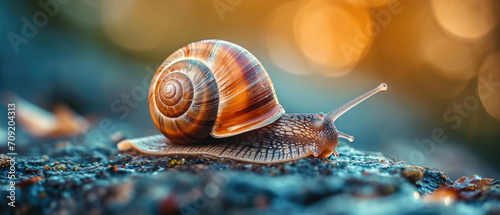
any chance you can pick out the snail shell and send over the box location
[118,39,388,163]
[149,40,284,143]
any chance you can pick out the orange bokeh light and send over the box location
[478,51,500,121]
[431,0,500,41]
[293,0,373,76]
[265,1,315,75]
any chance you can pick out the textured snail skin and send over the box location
[118,113,339,163]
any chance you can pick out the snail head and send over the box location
[318,83,388,158]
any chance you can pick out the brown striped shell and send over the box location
[149,40,285,144]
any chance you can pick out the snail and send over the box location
[117,39,387,163]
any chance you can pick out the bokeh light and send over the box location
[265,1,314,75]
[102,0,196,54]
[415,7,474,81]
[348,0,392,8]
[293,0,372,76]
[431,0,500,41]
[478,51,500,121]
[412,5,477,98]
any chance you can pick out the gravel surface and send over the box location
[1,133,499,215]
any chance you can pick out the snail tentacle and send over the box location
[327,83,387,121]
[326,83,387,142]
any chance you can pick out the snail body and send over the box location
[118,40,387,163]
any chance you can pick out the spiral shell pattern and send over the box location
[149,40,284,144]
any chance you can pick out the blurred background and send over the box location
[1,0,499,179]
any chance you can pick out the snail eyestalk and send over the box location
[337,131,354,142]
[327,83,387,122]
[333,149,339,157]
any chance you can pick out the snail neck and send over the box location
[316,114,339,158]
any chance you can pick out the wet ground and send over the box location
[1,133,499,215]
